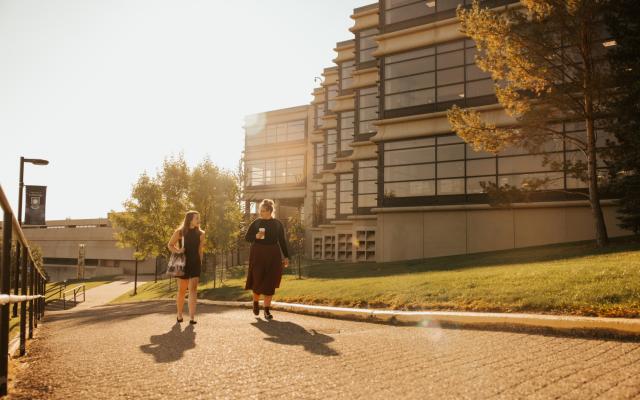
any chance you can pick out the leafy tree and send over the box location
[110,173,162,295]
[159,154,190,234]
[448,0,614,246]
[603,0,640,233]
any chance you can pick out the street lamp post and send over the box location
[13,157,49,318]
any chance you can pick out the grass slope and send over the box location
[113,238,640,318]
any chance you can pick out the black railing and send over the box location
[0,184,47,396]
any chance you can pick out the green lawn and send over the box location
[112,238,640,318]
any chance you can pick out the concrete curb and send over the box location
[195,299,640,337]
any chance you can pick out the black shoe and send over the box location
[264,308,273,321]
[177,317,184,323]
[189,319,197,325]
[253,301,260,316]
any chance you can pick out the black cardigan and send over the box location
[244,218,290,258]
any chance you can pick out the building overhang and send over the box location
[371,104,514,143]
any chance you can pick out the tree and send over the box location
[109,173,162,295]
[287,213,306,279]
[603,0,640,233]
[448,0,614,246]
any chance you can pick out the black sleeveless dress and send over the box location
[179,228,201,279]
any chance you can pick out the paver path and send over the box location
[8,301,640,399]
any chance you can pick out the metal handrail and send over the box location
[0,183,48,396]
[62,285,85,310]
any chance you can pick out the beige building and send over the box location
[22,218,157,281]
[243,1,629,264]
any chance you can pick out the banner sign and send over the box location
[24,185,47,226]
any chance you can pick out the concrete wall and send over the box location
[376,202,630,262]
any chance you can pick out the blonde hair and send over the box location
[260,199,275,215]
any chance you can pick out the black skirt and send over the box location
[245,243,283,296]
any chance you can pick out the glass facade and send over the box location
[314,102,325,130]
[326,84,338,113]
[246,120,306,146]
[383,39,495,117]
[326,183,337,220]
[326,129,338,166]
[339,174,354,216]
[247,155,305,187]
[382,123,611,205]
[357,27,378,64]
[339,111,355,155]
[357,160,378,210]
[340,60,355,92]
[357,86,378,137]
[314,142,325,175]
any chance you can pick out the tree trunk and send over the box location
[585,116,609,247]
[582,19,609,248]
[134,259,139,295]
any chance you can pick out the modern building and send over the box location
[21,218,157,281]
[243,1,629,264]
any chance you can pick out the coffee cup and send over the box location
[258,228,265,238]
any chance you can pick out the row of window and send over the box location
[246,120,306,146]
[384,0,470,25]
[246,155,305,187]
[383,39,494,114]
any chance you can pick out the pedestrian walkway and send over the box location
[49,276,152,313]
[7,301,640,399]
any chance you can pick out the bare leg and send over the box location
[253,292,261,302]
[264,295,272,308]
[188,277,199,320]
[177,279,188,319]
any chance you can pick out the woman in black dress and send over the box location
[168,210,205,324]
[245,199,289,320]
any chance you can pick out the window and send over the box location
[357,86,378,136]
[357,27,378,64]
[326,84,338,113]
[357,160,378,210]
[340,60,355,92]
[383,39,495,116]
[381,123,607,204]
[326,129,338,166]
[246,155,305,186]
[326,183,336,220]
[314,143,325,175]
[314,102,325,130]
[312,191,325,227]
[246,120,306,146]
[383,0,517,31]
[339,111,355,154]
[339,174,354,216]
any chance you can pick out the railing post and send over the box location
[34,274,39,328]
[0,210,13,396]
[41,278,46,318]
[19,250,28,356]
[28,258,34,339]
[12,244,21,318]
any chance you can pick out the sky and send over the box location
[0,0,374,220]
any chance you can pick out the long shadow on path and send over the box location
[251,319,339,357]
[139,323,196,363]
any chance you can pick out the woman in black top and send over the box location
[168,210,205,324]
[244,199,289,320]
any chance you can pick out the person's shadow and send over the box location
[140,323,196,363]
[251,319,339,357]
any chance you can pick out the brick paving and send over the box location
[8,301,640,400]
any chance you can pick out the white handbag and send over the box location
[166,236,186,277]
